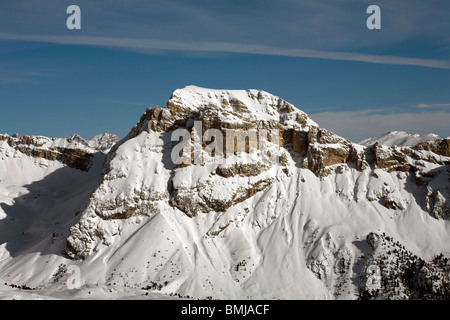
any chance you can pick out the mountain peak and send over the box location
[359,131,441,147]
[68,133,120,153]
[1,87,449,300]
[166,85,318,129]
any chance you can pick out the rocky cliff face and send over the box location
[0,132,121,172]
[0,134,94,171]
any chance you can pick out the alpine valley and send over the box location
[0,86,449,300]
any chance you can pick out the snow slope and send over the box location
[0,86,449,300]
[359,131,441,147]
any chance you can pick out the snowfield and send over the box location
[359,131,441,147]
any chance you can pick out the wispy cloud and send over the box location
[0,69,57,84]
[414,103,450,109]
[1,33,449,69]
[415,103,433,109]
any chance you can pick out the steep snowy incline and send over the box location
[0,132,106,292]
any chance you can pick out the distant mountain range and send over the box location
[359,131,441,147]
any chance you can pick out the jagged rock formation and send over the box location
[0,132,120,172]
[416,139,450,157]
[68,133,120,153]
[0,134,94,171]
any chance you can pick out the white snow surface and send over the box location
[170,85,318,129]
[359,131,441,147]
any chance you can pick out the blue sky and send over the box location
[0,0,449,142]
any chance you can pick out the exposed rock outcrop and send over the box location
[360,232,450,300]
[1,134,94,171]
[416,138,450,157]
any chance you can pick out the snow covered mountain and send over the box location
[0,86,449,300]
[359,131,441,147]
[68,133,120,153]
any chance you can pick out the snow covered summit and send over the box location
[359,131,441,147]
[68,133,120,153]
[1,86,449,300]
